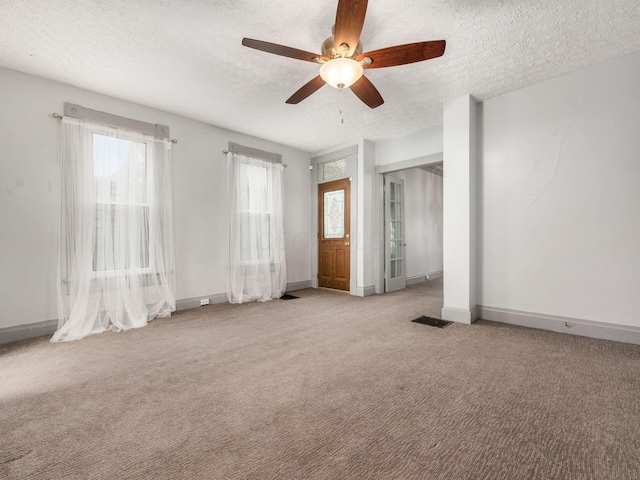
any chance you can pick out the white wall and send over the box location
[359,140,376,293]
[374,126,443,166]
[0,67,312,329]
[478,52,640,327]
[442,95,478,324]
[391,168,443,279]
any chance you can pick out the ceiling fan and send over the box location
[242,0,446,109]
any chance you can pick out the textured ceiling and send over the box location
[1,0,639,153]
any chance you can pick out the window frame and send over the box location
[236,161,275,266]
[90,131,155,279]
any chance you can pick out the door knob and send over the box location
[345,242,350,246]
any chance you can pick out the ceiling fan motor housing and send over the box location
[322,35,362,58]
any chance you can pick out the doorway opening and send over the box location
[381,162,443,301]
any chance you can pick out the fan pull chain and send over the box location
[339,87,344,125]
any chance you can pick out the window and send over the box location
[237,162,273,264]
[54,113,175,342]
[322,158,347,181]
[226,152,287,303]
[92,133,151,275]
[323,188,345,238]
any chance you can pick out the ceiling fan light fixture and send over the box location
[319,57,363,90]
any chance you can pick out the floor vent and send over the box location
[411,316,453,328]
[280,294,299,300]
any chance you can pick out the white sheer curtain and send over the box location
[226,153,286,303]
[53,117,175,342]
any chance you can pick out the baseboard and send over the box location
[406,275,426,286]
[426,270,443,280]
[1,296,226,344]
[406,270,443,286]
[355,285,376,297]
[441,305,479,324]
[176,293,228,311]
[176,283,312,311]
[286,280,312,292]
[3,283,315,345]
[478,306,640,345]
[0,319,58,345]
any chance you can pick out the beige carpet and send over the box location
[1,279,639,479]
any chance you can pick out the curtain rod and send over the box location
[223,150,287,167]
[50,112,178,143]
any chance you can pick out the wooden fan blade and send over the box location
[334,0,368,57]
[350,75,384,109]
[242,38,327,63]
[286,76,326,104]
[357,40,446,68]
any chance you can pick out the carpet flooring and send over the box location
[1,279,639,479]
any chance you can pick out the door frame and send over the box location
[373,152,444,294]
[311,146,358,294]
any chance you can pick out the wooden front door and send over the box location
[318,178,350,291]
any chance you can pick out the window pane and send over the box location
[323,158,346,181]
[92,134,150,272]
[239,212,271,262]
[93,134,147,204]
[237,162,273,263]
[93,205,149,271]
[238,162,268,212]
[390,240,403,260]
[391,221,401,240]
[324,189,345,239]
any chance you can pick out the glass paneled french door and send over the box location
[385,175,406,292]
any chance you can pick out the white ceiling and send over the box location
[1,1,639,153]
